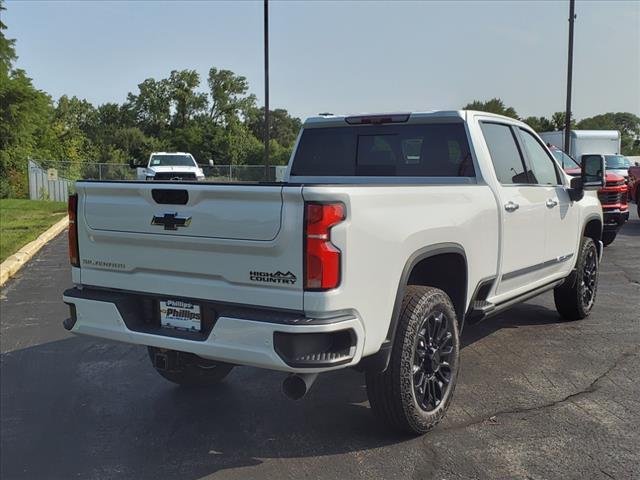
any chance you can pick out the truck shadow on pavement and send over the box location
[461,303,565,348]
[0,302,570,480]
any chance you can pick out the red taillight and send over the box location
[68,193,80,267]
[304,202,345,290]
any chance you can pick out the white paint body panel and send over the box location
[64,296,365,373]
[76,183,306,310]
[65,110,603,372]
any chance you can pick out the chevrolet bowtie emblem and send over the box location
[151,212,192,230]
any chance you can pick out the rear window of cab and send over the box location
[290,123,475,177]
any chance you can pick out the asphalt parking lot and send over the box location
[1,211,639,480]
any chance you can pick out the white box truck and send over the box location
[539,130,621,160]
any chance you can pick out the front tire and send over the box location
[602,231,617,247]
[553,237,599,321]
[147,347,234,387]
[366,286,460,435]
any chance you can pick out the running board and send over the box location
[467,279,563,324]
[467,300,496,324]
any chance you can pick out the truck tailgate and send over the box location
[75,182,305,310]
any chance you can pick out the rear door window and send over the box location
[291,123,475,177]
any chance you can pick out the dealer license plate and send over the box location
[159,299,201,332]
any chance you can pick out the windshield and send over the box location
[605,155,630,170]
[149,154,195,167]
[551,149,579,169]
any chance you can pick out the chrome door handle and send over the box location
[546,199,558,208]
[504,201,519,212]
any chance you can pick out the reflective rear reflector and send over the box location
[68,193,80,267]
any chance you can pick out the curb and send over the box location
[0,215,69,287]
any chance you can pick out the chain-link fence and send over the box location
[30,160,287,183]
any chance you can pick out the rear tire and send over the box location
[553,237,599,321]
[366,286,460,435]
[602,231,617,247]
[147,346,234,387]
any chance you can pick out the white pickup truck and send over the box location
[131,152,210,181]
[63,111,606,434]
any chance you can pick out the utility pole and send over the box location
[563,0,576,155]
[263,0,270,181]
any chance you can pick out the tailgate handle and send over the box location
[152,189,189,205]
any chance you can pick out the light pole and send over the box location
[263,0,270,180]
[563,0,576,155]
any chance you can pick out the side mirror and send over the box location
[581,154,606,190]
[129,159,145,169]
[568,176,584,202]
[208,159,214,167]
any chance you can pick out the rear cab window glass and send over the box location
[480,123,529,184]
[291,123,475,177]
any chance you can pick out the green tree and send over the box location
[125,78,171,136]
[167,69,207,129]
[207,67,256,125]
[0,3,56,197]
[522,116,554,132]
[0,2,16,73]
[463,98,519,119]
[550,111,576,131]
[245,107,302,150]
[577,112,640,156]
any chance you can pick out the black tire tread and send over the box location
[554,237,598,321]
[602,231,616,247]
[366,286,459,434]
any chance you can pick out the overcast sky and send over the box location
[4,0,639,121]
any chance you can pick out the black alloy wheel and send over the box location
[581,245,598,311]
[413,311,454,411]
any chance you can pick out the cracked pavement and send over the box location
[1,210,639,480]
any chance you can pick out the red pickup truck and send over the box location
[629,165,640,217]
[551,147,629,246]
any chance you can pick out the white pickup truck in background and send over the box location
[63,110,606,434]
[131,152,212,181]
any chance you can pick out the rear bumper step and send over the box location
[62,287,364,373]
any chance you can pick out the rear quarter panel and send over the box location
[301,184,499,356]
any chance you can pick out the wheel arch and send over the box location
[583,214,603,257]
[358,243,468,373]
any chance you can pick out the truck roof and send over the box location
[303,110,526,128]
[150,152,192,156]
